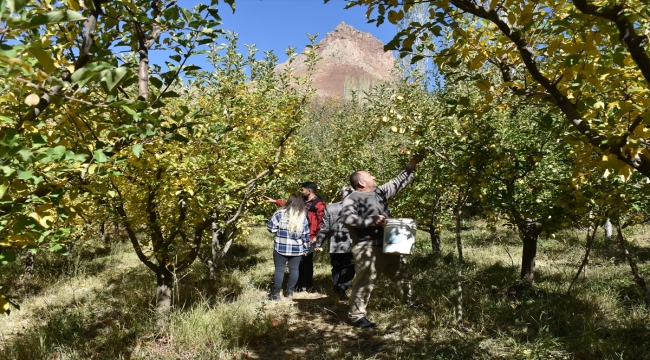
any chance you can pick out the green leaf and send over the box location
[130,101,149,110]
[0,44,18,58]
[166,133,189,143]
[71,68,100,84]
[179,7,191,21]
[564,54,581,67]
[27,47,56,74]
[164,7,180,21]
[410,55,424,64]
[183,65,202,72]
[120,105,138,117]
[225,0,235,13]
[7,0,29,13]
[207,8,220,20]
[100,67,128,93]
[29,10,86,27]
[18,149,33,161]
[31,134,47,144]
[64,151,88,162]
[93,149,108,163]
[17,169,33,180]
[49,187,64,205]
[540,113,554,129]
[48,244,68,254]
[161,91,181,98]
[46,145,67,160]
[150,76,163,89]
[132,144,143,158]
[0,115,13,125]
[0,251,17,265]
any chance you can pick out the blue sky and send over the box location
[150,0,398,69]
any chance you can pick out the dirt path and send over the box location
[239,285,426,360]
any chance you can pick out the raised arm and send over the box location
[263,195,285,207]
[378,156,423,199]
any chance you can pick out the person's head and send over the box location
[283,194,306,233]
[284,194,305,213]
[300,182,318,200]
[340,185,353,200]
[349,171,377,192]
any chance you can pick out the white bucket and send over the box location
[383,218,417,255]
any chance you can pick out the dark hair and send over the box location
[284,194,305,213]
[349,171,363,189]
[301,182,318,193]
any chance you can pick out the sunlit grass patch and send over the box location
[1,222,649,359]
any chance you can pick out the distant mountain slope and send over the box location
[277,22,396,98]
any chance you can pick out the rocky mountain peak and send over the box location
[277,23,395,98]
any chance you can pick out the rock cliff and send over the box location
[277,22,395,98]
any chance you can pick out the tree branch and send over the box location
[447,0,650,178]
[572,0,650,86]
[21,3,103,125]
[111,181,157,272]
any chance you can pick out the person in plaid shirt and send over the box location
[267,195,310,300]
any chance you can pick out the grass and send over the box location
[1,220,649,359]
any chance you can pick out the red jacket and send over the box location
[274,196,326,240]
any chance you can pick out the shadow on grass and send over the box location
[2,245,114,301]
[241,292,486,359]
[590,238,650,264]
[1,266,155,359]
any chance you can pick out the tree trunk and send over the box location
[615,221,650,300]
[604,219,613,239]
[100,221,108,245]
[454,208,464,323]
[24,250,35,279]
[114,222,123,242]
[429,226,441,253]
[155,265,174,330]
[207,222,234,274]
[208,220,222,274]
[519,222,540,285]
[568,221,600,294]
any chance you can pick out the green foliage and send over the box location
[349,0,650,181]
[0,0,258,314]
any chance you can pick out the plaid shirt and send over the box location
[267,209,310,256]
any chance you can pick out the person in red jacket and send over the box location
[264,182,326,292]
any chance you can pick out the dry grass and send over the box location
[1,221,649,359]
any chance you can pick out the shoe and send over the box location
[268,287,281,301]
[285,287,294,298]
[353,317,378,328]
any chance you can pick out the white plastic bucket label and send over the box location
[383,218,417,255]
